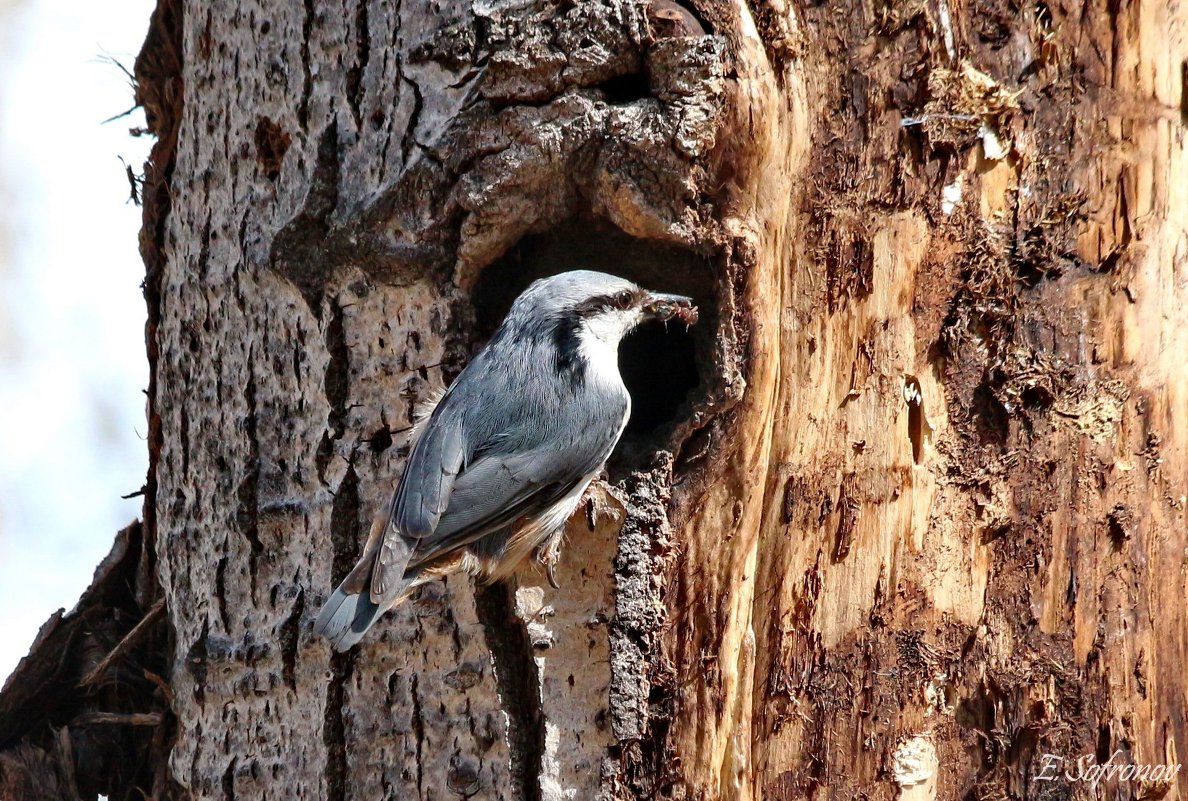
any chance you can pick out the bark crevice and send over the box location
[474,583,546,801]
[322,651,350,801]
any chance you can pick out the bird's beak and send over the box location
[643,292,698,325]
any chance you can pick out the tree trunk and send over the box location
[2,0,1187,800]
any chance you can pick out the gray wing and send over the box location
[315,439,593,650]
[369,410,465,599]
[409,441,603,563]
[372,408,624,596]
[392,415,466,539]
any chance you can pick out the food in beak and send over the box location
[646,294,699,326]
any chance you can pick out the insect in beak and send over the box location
[644,292,699,326]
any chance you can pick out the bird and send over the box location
[312,270,698,651]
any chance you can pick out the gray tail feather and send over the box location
[311,586,388,652]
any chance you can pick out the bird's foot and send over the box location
[534,533,564,590]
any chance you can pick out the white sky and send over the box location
[0,0,156,684]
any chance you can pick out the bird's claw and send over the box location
[536,535,563,590]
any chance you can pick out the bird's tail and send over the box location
[311,583,387,651]
[312,545,420,651]
[311,505,414,651]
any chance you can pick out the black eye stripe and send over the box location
[573,298,602,316]
[574,290,638,316]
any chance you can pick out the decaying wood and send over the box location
[0,523,175,800]
[79,600,167,690]
[2,0,1187,799]
[676,2,1188,799]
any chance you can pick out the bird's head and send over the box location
[513,270,698,346]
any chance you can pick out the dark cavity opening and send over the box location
[620,319,699,437]
[595,71,650,105]
[471,217,715,475]
[1181,61,1188,127]
[904,375,929,465]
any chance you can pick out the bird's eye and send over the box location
[614,290,634,309]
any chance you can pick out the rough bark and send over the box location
[1,0,1187,800]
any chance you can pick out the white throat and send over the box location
[577,308,641,382]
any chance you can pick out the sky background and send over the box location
[0,0,156,685]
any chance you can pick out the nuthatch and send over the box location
[313,270,698,650]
